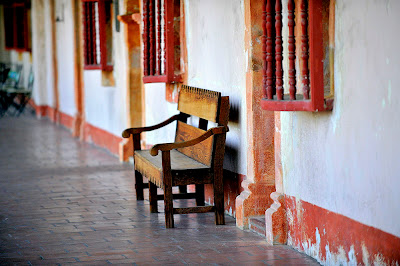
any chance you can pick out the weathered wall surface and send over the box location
[280,0,400,264]
[185,0,247,176]
[44,0,55,108]
[144,83,178,145]
[54,0,75,117]
[31,0,48,106]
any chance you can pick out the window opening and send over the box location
[142,0,181,83]
[82,0,113,71]
[261,0,334,112]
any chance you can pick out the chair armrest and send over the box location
[150,126,229,156]
[122,114,187,138]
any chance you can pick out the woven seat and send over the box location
[134,149,211,188]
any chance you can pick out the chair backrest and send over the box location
[175,85,229,167]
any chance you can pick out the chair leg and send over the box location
[163,181,174,228]
[195,184,205,206]
[135,170,144,200]
[213,170,225,225]
[16,94,30,116]
[162,151,174,228]
[149,181,158,213]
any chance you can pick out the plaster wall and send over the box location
[144,83,178,145]
[185,0,247,175]
[31,0,48,106]
[281,0,400,238]
[44,0,55,107]
[54,0,75,117]
[83,0,128,137]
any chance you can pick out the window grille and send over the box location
[82,0,113,71]
[3,1,31,52]
[142,0,181,83]
[261,0,334,112]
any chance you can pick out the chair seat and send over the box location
[135,149,212,187]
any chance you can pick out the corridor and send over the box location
[0,114,319,265]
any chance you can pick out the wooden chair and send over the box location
[122,85,229,228]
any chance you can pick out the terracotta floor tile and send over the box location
[0,114,319,265]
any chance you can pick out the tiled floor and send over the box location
[0,114,320,265]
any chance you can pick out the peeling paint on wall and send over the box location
[285,196,400,265]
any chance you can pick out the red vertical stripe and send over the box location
[300,0,310,100]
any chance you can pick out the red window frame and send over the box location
[142,0,181,84]
[82,0,113,71]
[3,1,31,53]
[260,0,334,112]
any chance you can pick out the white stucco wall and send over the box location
[44,0,55,108]
[83,0,127,137]
[144,83,179,145]
[31,0,48,106]
[281,0,400,237]
[185,0,247,175]
[55,0,75,117]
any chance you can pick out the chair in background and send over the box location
[0,64,22,117]
[7,68,34,116]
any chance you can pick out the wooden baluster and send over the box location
[288,0,296,100]
[275,0,283,100]
[266,0,274,100]
[157,0,162,75]
[143,0,149,76]
[300,0,310,99]
[149,0,155,76]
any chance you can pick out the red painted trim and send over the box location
[58,111,74,130]
[84,65,102,70]
[143,73,182,84]
[82,122,122,156]
[285,195,400,265]
[309,0,325,111]
[164,0,174,82]
[98,0,107,71]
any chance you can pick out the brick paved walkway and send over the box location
[0,114,319,265]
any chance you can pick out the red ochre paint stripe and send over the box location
[285,195,400,265]
[83,122,122,156]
